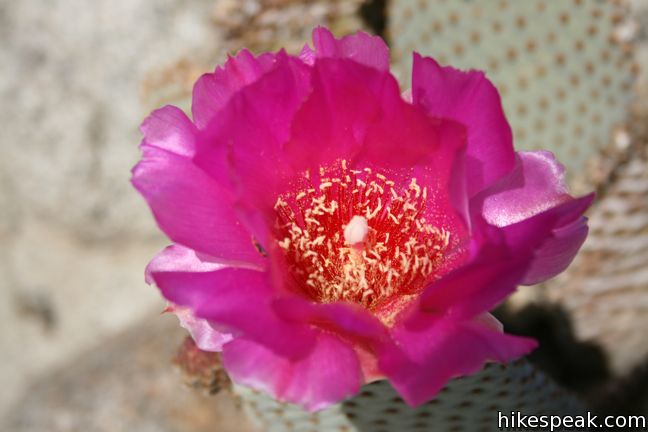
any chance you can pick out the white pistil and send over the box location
[344,215,369,246]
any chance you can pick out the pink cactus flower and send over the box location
[132,27,592,411]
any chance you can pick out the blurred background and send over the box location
[1,0,647,430]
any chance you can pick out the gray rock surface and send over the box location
[0,0,223,418]
[1,315,254,432]
[0,0,221,240]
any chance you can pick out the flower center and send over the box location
[274,161,450,309]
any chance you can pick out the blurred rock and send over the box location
[211,0,365,54]
[1,315,253,432]
[0,220,167,417]
[0,0,224,418]
[0,0,222,241]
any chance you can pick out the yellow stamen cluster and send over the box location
[274,161,450,309]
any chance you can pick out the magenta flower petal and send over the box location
[272,297,390,381]
[299,43,315,65]
[222,333,362,411]
[132,145,263,266]
[311,27,389,71]
[522,218,589,285]
[170,305,233,352]
[472,151,593,284]
[412,53,514,196]
[380,319,537,406]
[419,244,529,322]
[149,266,315,358]
[144,244,224,285]
[146,245,234,351]
[193,52,311,246]
[222,52,311,181]
[283,58,392,171]
[499,194,594,285]
[361,87,467,169]
[284,56,468,226]
[273,296,389,344]
[192,49,276,129]
[475,312,504,332]
[477,151,571,227]
[140,105,197,157]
